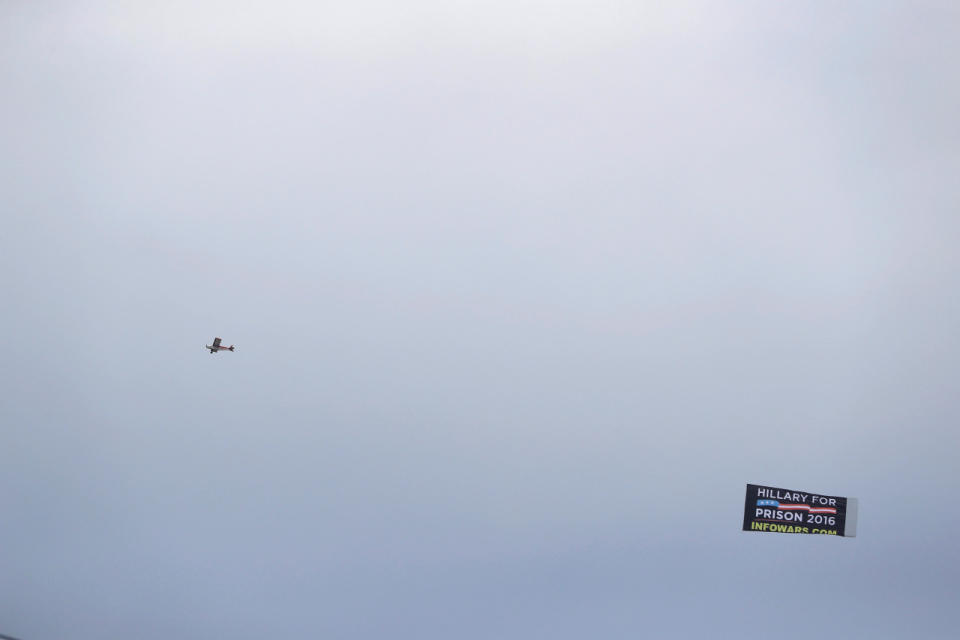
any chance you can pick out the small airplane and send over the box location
[206,337,235,354]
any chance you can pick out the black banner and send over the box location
[743,484,857,537]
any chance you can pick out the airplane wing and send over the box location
[212,337,222,348]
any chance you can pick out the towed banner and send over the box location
[743,484,857,537]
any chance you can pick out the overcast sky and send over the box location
[2,2,959,638]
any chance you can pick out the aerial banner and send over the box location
[743,483,858,537]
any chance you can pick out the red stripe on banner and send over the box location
[778,504,837,514]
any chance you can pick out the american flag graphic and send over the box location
[757,499,837,514]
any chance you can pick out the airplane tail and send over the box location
[228,346,235,351]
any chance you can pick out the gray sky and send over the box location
[2,2,959,638]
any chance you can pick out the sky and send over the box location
[2,1,959,638]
